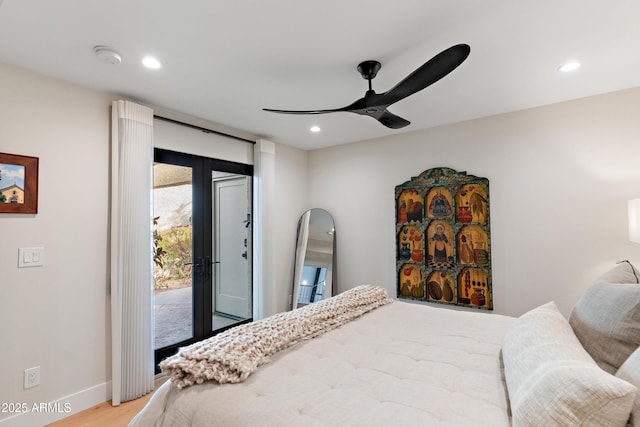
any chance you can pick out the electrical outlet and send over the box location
[24,366,40,389]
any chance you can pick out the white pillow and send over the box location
[503,302,636,427]
[617,347,640,427]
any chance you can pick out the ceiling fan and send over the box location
[263,44,470,129]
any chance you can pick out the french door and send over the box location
[153,149,253,370]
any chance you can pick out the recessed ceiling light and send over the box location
[310,126,321,133]
[560,62,581,72]
[142,56,162,69]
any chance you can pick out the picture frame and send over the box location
[0,152,39,214]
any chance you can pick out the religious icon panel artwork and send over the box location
[397,189,423,223]
[426,220,454,269]
[398,263,424,299]
[395,167,492,310]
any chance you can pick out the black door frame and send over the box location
[153,148,253,371]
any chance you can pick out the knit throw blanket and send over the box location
[160,285,393,389]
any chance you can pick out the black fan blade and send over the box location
[379,44,470,106]
[262,107,346,115]
[376,110,411,129]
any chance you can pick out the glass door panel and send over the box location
[153,163,193,349]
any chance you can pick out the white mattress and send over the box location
[130,300,515,427]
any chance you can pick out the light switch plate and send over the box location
[18,247,45,268]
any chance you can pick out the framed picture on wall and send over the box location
[0,152,39,214]
[395,167,493,310]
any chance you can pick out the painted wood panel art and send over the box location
[396,167,492,310]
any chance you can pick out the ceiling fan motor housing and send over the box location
[357,60,381,80]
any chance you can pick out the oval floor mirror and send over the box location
[292,208,336,309]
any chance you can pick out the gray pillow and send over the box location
[568,264,640,374]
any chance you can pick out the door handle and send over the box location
[185,259,204,277]
[210,260,220,279]
[204,257,221,278]
[242,251,247,259]
[204,256,211,278]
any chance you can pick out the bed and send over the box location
[129,263,640,427]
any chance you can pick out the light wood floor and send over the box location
[46,376,167,427]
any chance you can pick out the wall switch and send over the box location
[24,366,40,389]
[18,247,45,268]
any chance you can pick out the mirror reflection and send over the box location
[292,208,336,309]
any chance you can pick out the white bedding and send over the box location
[129,300,515,427]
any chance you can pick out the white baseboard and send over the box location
[0,381,112,427]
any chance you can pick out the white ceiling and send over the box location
[1,1,639,150]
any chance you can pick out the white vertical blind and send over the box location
[110,100,154,405]
[253,139,276,320]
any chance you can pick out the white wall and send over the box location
[308,87,640,317]
[0,62,114,422]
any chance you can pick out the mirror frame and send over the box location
[291,208,336,309]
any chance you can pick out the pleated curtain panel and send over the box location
[110,100,155,405]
